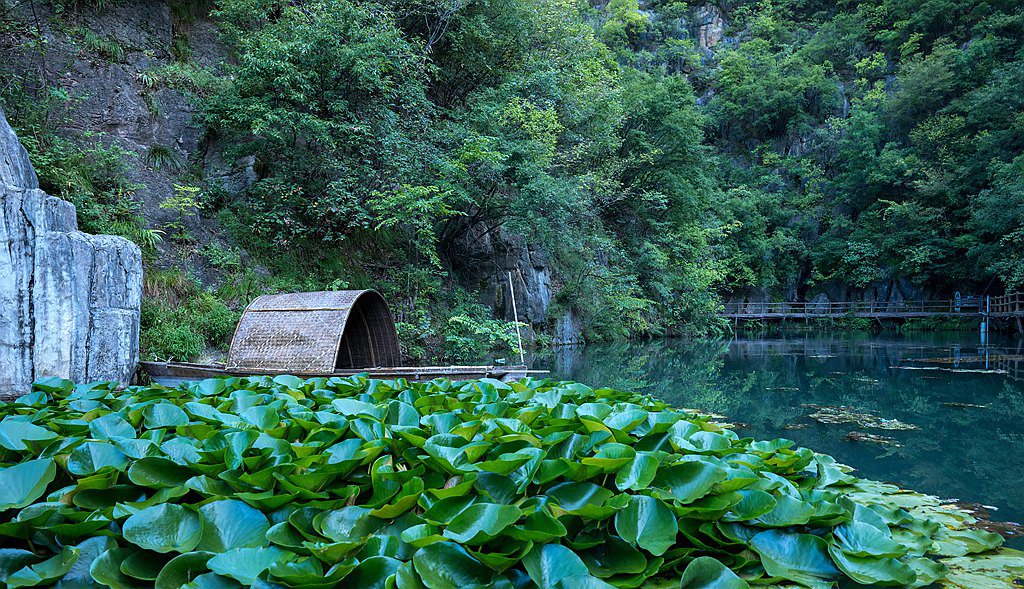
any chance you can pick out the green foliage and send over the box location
[203,0,724,345]
[0,374,1007,587]
[140,270,239,361]
[71,27,125,62]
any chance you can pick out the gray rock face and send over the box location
[0,107,142,396]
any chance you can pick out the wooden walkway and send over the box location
[721,293,1024,320]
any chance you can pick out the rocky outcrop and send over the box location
[694,4,726,49]
[0,107,142,396]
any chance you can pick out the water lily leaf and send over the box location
[121,550,171,581]
[614,495,678,556]
[679,556,750,589]
[932,528,1004,557]
[615,452,660,491]
[0,418,57,450]
[67,441,129,475]
[754,494,815,527]
[904,557,949,588]
[723,489,776,521]
[154,552,215,589]
[208,547,291,584]
[442,503,522,545]
[833,521,906,557]
[412,542,495,589]
[127,457,195,488]
[0,459,56,510]
[143,403,190,429]
[122,504,201,553]
[197,500,271,551]
[827,544,916,586]
[523,543,590,589]
[749,530,838,587]
[6,546,79,588]
[54,536,116,588]
[90,548,144,589]
[347,555,402,589]
[89,413,136,440]
[579,536,647,578]
[181,572,242,589]
[654,461,727,504]
[195,379,227,397]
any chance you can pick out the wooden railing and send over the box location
[721,297,989,318]
[989,293,1024,316]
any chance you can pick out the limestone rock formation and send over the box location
[0,106,143,396]
[695,4,725,49]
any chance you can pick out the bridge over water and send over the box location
[721,293,1024,323]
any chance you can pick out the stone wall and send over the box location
[0,107,143,396]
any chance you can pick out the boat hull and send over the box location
[139,361,537,387]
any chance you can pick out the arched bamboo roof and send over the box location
[226,290,401,373]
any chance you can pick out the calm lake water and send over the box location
[537,332,1024,536]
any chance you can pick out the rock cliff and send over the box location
[0,106,142,396]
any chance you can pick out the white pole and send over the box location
[507,271,526,365]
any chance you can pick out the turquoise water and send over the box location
[538,333,1024,536]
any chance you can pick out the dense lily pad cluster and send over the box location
[0,375,1005,588]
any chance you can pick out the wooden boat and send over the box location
[140,361,541,387]
[139,291,546,386]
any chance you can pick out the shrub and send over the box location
[140,270,239,361]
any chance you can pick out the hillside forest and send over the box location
[1,0,1023,361]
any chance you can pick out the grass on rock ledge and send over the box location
[0,376,1018,588]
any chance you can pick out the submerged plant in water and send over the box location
[0,376,1014,588]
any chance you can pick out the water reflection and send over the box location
[537,333,1024,531]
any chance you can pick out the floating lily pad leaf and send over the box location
[127,457,194,488]
[197,500,271,552]
[53,536,115,588]
[0,550,39,585]
[89,413,136,440]
[749,530,838,587]
[833,521,906,557]
[654,461,727,504]
[6,546,79,588]
[208,547,291,585]
[143,403,190,429]
[67,442,129,475]
[0,458,56,510]
[552,575,617,589]
[121,550,172,581]
[123,504,202,554]
[615,495,678,556]
[615,452,660,491]
[754,494,815,527]
[933,528,1004,557]
[523,543,590,589]
[579,536,647,578]
[195,379,227,397]
[155,552,215,589]
[442,503,521,545]
[724,489,777,521]
[679,556,750,589]
[347,556,402,589]
[827,544,916,586]
[33,377,74,394]
[180,572,243,589]
[90,548,144,589]
[0,418,57,451]
[546,482,614,517]
[412,542,495,589]
[904,557,949,588]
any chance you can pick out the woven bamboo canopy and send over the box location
[226,290,401,373]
